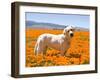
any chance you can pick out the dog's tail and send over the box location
[34,42,38,55]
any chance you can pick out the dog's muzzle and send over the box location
[70,33,74,37]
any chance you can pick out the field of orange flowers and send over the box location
[26,28,90,67]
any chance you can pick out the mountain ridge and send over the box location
[26,20,89,31]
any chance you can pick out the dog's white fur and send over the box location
[34,25,74,56]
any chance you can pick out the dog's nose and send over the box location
[70,33,74,37]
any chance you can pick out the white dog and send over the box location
[34,25,74,56]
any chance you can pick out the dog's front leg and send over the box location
[60,47,66,56]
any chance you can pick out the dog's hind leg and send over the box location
[34,42,43,55]
[34,42,38,55]
[36,40,44,55]
[43,46,47,55]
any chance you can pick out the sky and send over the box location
[26,12,90,29]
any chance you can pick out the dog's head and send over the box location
[63,25,75,38]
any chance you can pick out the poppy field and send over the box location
[26,28,90,67]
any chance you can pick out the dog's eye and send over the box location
[67,30,70,32]
[70,29,73,31]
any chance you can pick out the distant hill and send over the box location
[75,27,89,31]
[26,20,89,31]
[26,21,37,26]
[26,21,66,29]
